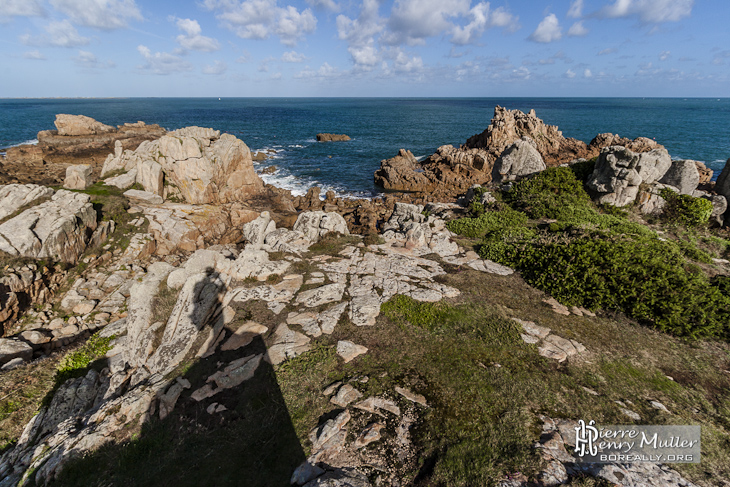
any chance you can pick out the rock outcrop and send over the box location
[0,189,97,263]
[38,116,166,166]
[0,184,54,221]
[63,164,93,190]
[715,160,730,221]
[492,137,546,183]
[659,159,701,195]
[374,106,664,197]
[587,146,672,207]
[102,127,264,205]
[316,133,351,142]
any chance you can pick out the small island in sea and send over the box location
[1,106,729,487]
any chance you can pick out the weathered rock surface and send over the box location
[373,107,663,197]
[492,137,546,183]
[659,159,701,195]
[0,189,97,263]
[293,211,349,242]
[587,146,672,206]
[54,114,115,136]
[0,184,54,221]
[102,127,264,205]
[716,160,730,221]
[38,116,166,166]
[63,164,93,190]
[316,133,351,142]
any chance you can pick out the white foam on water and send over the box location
[259,168,369,200]
[5,139,39,148]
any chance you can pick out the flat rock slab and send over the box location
[0,184,54,221]
[331,384,363,407]
[267,323,311,365]
[220,321,268,351]
[296,283,346,308]
[395,386,428,407]
[0,338,33,365]
[124,189,163,205]
[336,340,368,363]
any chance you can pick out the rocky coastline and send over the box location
[1,110,729,487]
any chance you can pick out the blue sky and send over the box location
[0,0,727,97]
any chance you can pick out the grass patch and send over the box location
[306,232,361,256]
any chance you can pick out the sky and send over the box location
[0,0,728,97]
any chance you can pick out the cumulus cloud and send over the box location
[174,17,220,52]
[598,0,694,23]
[202,60,227,74]
[49,0,143,29]
[565,68,576,78]
[659,50,671,61]
[567,0,583,18]
[584,68,592,77]
[305,0,340,12]
[204,0,316,46]
[23,50,46,60]
[137,44,193,75]
[336,0,384,69]
[20,19,90,48]
[712,50,730,65]
[281,50,307,62]
[75,49,115,68]
[294,62,340,79]
[567,21,588,36]
[384,0,466,46]
[0,0,45,20]
[451,3,519,45]
[529,13,562,43]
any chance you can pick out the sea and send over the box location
[1,98,728,198]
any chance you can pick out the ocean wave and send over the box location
[3,139,39,149]
[259,170,368,200]
[288,144,305,148]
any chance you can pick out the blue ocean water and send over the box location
[1,98,728,197]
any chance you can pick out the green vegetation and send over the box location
[660,188,714,227]
[305,231,361,256]
[446,167,730,340]
[53,333,115,386]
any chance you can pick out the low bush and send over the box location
[660,189,714,227]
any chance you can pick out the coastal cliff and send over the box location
[1,112,729,487]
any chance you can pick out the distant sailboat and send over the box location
[219,97,221,101]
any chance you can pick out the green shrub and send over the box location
[446,207,528,238]
[55,333,115,385]
[568,157,597,182]
[660,189,713,227]
[506,167,592,219]
[513,236,730,339]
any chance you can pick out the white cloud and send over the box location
[137,44,193,75]
[659,50,671,61]
[565,69,576,78]
[202,60,227,74]
[512,66,530,80]
[20,19,90,48]
[75,49,114,68]
[451,3,519,45]
[294,62,340,79]
[281,50,307,62]
[584,68,592,77]
[712,50,730,65]
[204,0,316,46]
[598,47,617,55]
[567,21,588,36]
[336,0,384,69]
[529,13,562,43]
[49,0,143,29]
[305,0,339,12]
[599,0,694,23]
[393,50,423,73]
[568,0,583,18]
[174,17,220,52]
[0,0,44,20]
[23,50,46,60]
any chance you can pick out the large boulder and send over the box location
[101,127,264,205]
[659,159,700,195]
[293,211,349,242]
[316,133,351,142]
[0,189,97,263]
[716,159,730,203]
[587,146,672,207]
[0,184,54,220]
[63,164,93,190]
[374,149,434,193]
[492,137,546,183]
[54,114,115,136]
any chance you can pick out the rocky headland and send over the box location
[1,111,729,487]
